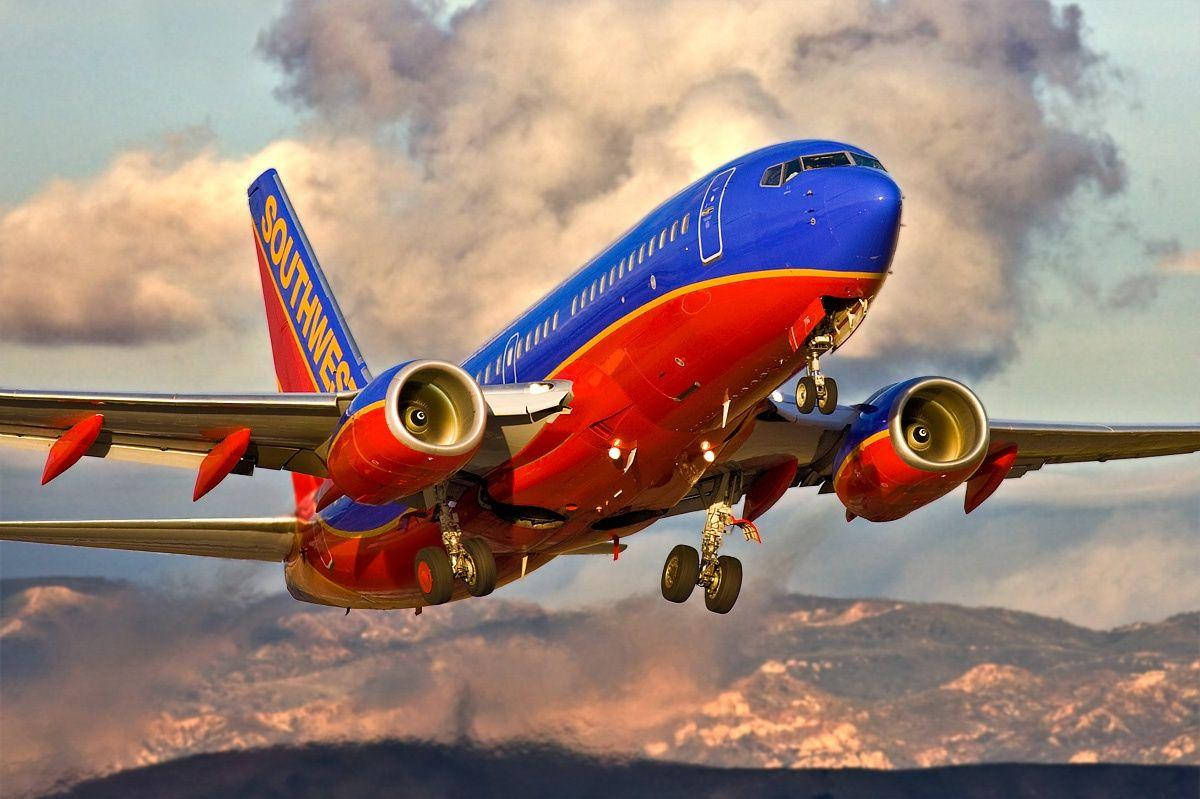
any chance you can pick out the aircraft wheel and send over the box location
[796,376,817,414]
[704,555,743,614]
[817,378,838,415]
[462,537,497,597]
[661,544,700,603]
[415,547,454,605]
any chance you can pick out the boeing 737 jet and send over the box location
[3,140,1197,614]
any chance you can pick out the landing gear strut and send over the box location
[415,483,497,605]
[660,473,756,614]
[796,335,838,415]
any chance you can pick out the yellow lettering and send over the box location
[307,312,331,354]
[269,219,288,264]
[280,251,302,289]
[335,361,355,391]
[277,234,295,274]
[319,339,343,392]
[288,261,310,308]
[259,194,277,242]
[298,292,321,338]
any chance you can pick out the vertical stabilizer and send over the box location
[247,169,372,394]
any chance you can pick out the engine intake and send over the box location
[834,377,988,522]
[327,360,486,504]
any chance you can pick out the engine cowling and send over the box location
[326,360,487,504]
[833,377,989,522]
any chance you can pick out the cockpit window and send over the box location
[782,158,802,183]
[802,151,852,170]
[850,153,886,171]
[761,150,884,187]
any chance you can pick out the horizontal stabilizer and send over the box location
[0,518,298,562]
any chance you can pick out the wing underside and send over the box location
[0,518,299,561]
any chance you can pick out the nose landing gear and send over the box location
[660,473,757,614]
[415,483,498,605]
[796,335,838,415]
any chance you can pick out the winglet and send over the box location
[42,414,104,484]
[193,428,252,501]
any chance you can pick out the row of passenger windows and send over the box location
[570,212,690,316]
[472,211,692,384]
[474,309,562,383]
[759,151,886,187]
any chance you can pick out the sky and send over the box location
[0,0,1197,629]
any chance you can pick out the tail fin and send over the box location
[248,169,372,395]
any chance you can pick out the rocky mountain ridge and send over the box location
[1,577,1196,797]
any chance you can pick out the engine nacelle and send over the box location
[326,360,486,504]
[833,377,989,522]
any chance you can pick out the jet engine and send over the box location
[833,377,988,522]
[326,360,487,504]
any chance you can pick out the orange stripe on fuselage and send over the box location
[546,268,885,378]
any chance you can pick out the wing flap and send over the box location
[0,518,298,561]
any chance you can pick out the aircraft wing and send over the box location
[676,394,1200,519]
[0,518,298,561]
[0,381,573,483]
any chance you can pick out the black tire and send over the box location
[661,544,700,603]
[463,537,497,597]
[415,547,453,605]
[817,377,838,415]
[704,555,743,614]
[796,376,817,414]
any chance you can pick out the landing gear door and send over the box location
[502,333,519,385]
[698,167,736,264]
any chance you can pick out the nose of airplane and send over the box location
[823,168,902,270]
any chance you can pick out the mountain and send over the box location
[1,576,1196,797]
[43,740,1200,799]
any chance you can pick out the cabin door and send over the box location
[502,333,520,384]
[698,167,736,264]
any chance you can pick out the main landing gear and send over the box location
[795,335,838,415]
[415,483,497,605]
[661,474,758,614]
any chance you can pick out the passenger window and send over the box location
[506,349,513,366]
[552,311,559,330]
[782,158,802,183]
[659,229,667,248]
[599,274,606,294]
[629,251,636,269]
[610,265,617,284]
[681,214,689,234]
[484,364,491,381]
[670,221,678,241]
[638,244,645,264]
[525,331,532,350]
[618,257,625,278]
[648,236,655,257]
[571,296,578,315]
[590,281,597,301]
[760,163,783,186]
[543,319,550,337]
[496,355,502,373]
[534,326,540,345]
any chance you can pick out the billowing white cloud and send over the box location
[2,0,1128,378]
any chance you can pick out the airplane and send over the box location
[2,140,1198,615]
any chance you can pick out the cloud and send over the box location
[1156,246,1200,274]
[2,0,1128,378]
